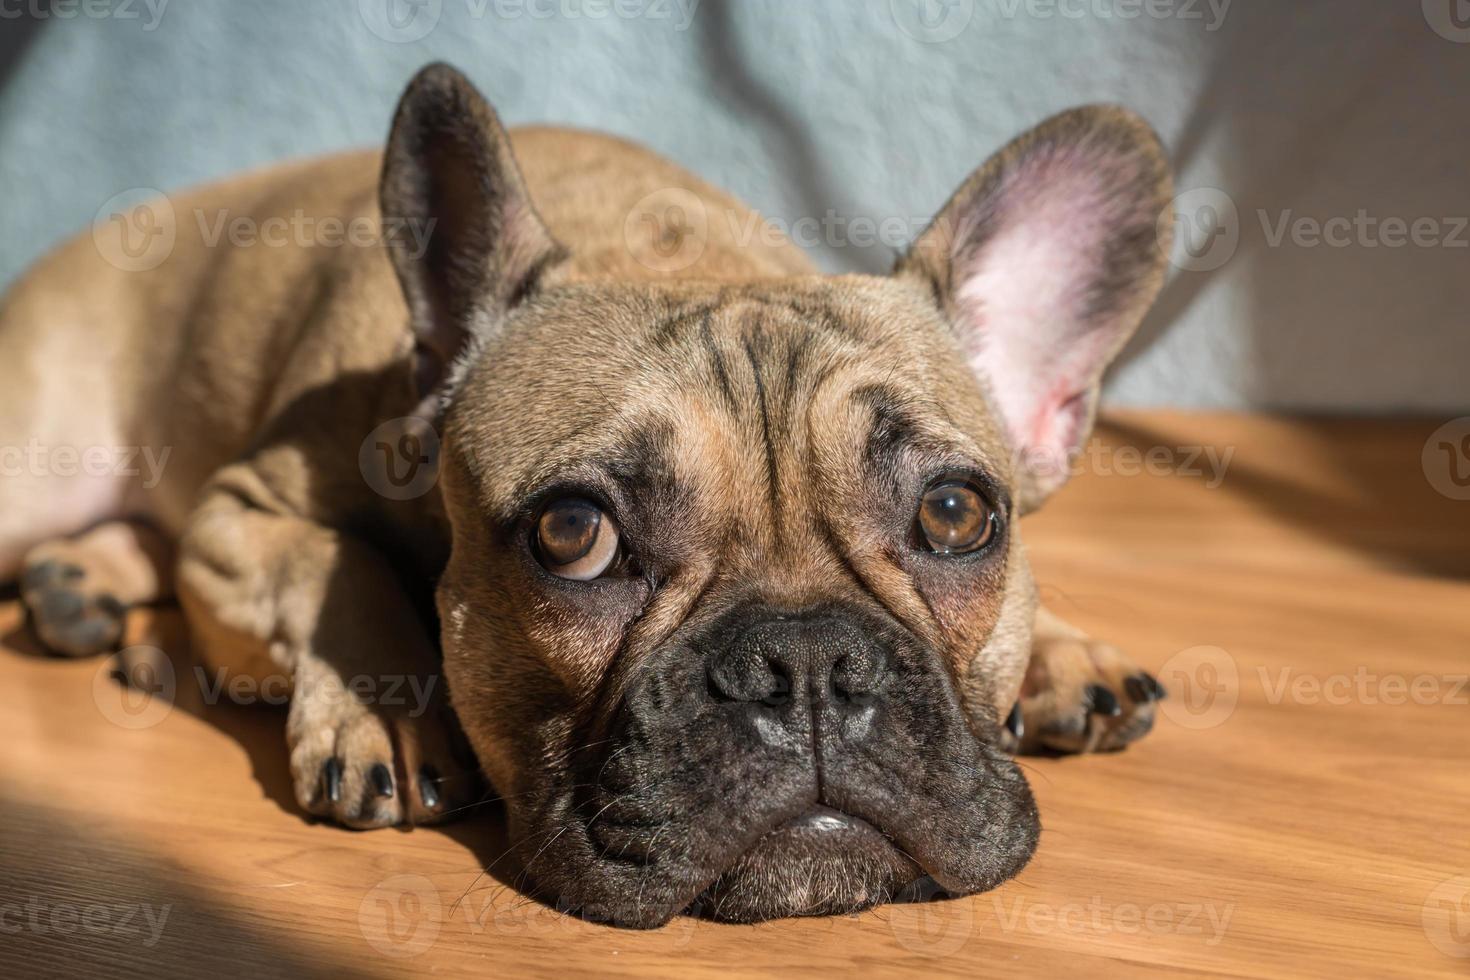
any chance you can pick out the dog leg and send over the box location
[1012,605,1167,754]
[20,520,172,657]
[178,487,481,829]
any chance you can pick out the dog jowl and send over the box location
[0,62,1172,926]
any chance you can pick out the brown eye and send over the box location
[918,482,996,554]
[536,498,620,580]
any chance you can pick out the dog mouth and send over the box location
[778,804,877,834]
[523,615,1041,927]
[687,804,928,923]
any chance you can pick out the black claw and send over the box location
[322,758,343,804]
[1145,672,1167,700]
[418,765,440,808]
[1005,702,1024,740]
[1086,684,1122,716]
[369,763,395,799]
[1125,673,1167,704]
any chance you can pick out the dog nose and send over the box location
[708,615,889,710]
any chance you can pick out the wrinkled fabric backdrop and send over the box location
[1,0,1466,411]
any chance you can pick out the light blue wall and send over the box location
[2,0,1467,411]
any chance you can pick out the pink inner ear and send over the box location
[951,146,1135,478]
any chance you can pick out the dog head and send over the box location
[380,64,1172,927]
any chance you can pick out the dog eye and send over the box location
[536,498,620,580]
[917,481,996,554]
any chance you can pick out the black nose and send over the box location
[708,614,889,711]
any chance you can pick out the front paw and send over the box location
[287,686,482,829]
[1010,635,1166,755]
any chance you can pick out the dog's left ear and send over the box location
[381,62,566,398]
[896,106,1173,511]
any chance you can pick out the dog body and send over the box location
[0,65,1172,926]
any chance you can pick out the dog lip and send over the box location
[779,804,878,835]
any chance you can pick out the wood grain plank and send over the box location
[2,411,1467,978]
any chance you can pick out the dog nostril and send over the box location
[831,648,886,704]
[709,646,793,706]
[761,671,791,708]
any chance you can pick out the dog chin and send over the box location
[690,807,925,923]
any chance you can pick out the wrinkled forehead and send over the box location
[451,280,1012,532]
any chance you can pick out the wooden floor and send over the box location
[3,411,1468,979]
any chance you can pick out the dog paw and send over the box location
[287,690,482,829]
[20,559,128,657]
[1007,633,1167,755]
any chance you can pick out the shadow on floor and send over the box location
[0,794,385,979]
[1099,415,1470,579]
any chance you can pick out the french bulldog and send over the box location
[0,63,1172,926]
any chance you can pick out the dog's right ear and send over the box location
[381,62,566,398]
